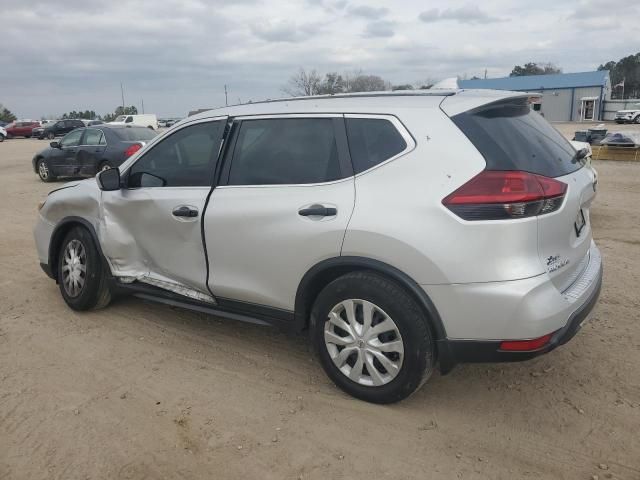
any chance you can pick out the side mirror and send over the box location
[97,168,121,191]
[50,141,60,148]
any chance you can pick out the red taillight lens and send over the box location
[124,143,142,158]
[443,170,567,220]
[499,332,554,351]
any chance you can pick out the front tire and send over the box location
[57,227,111,311]
[37,158,55,182]
[311,271,435,404]
[0,134,4,142]
[635,116,640,124]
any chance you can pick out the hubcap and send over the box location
[38,161,49,179]
[62,239,87,297]
[324,299,404,387]
[100,164,111,171]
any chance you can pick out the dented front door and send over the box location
[98,118,227,300]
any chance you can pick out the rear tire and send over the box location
[98,161,113,173]
[47,132,55,140]
[311,271,434,404]
[0,134,4,142]
[57,227,111,311]
[37,158,55,182]
[635,116,640,124]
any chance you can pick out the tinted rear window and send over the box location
[228,118,341,185]
[452,98,583,177]
[112,127,157,141]
[345,118,407,174]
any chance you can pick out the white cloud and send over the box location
[0,0,635,118]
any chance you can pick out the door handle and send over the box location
[172,206,199,218]
[298,205,337,217]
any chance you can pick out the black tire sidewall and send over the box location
[57,227,105,311]
[311,271,434,404]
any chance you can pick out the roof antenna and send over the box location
[431,77,459,89]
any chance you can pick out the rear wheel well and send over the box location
[294,258,447,342]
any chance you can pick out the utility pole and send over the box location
[120,83,125,111]
[224,84,228,106]
[141,99,145,114]
[484,69,487,79]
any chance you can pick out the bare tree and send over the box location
[283,68,322,96]
[347,74,386,92]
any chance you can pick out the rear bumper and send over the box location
[431,242,603,373]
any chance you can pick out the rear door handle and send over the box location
[172,206,199,218]
[298,205,337,217]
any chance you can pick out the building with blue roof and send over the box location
[459,71,611,122]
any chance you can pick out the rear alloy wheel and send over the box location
[98,161,113,173]
[311,271,435,404]
[57,227,111,310]
[37,159,55,182]
[324,299,404,387]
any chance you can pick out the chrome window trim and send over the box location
[343,113,416,178]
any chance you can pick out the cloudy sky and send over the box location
[1,0,636,118]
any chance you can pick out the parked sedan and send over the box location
[32,125,157,182]
[38,119,86,140]
[5,120,40,138]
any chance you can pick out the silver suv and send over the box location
[34,90,603,403]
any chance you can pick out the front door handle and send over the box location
[298,205,337,217]
[172,206,199,218]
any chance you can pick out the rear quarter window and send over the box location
[452,98,583,177]
[345,117,407,174]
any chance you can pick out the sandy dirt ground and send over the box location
[1,136,639,480]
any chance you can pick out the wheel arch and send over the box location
[294,256,447,342]
[48,217,105,281]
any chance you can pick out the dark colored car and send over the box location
[5,121,40,138]
[32,125,157,182]
[38,119,86,140]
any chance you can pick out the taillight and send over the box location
[442,170,567,220]
[124,143,142,158]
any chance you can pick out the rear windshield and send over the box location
[452,98,583,177]
[112,127,157,141]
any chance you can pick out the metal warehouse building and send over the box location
[459,71,611,122]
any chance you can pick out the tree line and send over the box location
[599,52,640,99]
[283,68,433,96]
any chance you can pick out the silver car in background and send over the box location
[34,90,602,403]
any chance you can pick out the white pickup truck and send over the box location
[614,104,640,124]
[109,114,158,130]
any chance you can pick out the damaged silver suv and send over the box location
[34,90,602,403]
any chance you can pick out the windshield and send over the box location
[113,127,158,141]
[113,115,127,122]
[452,98,583,177]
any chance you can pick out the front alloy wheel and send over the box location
[324,299,404,387]
[37,159,54,182]
[61,239,87,298]
[57,227,111,310]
